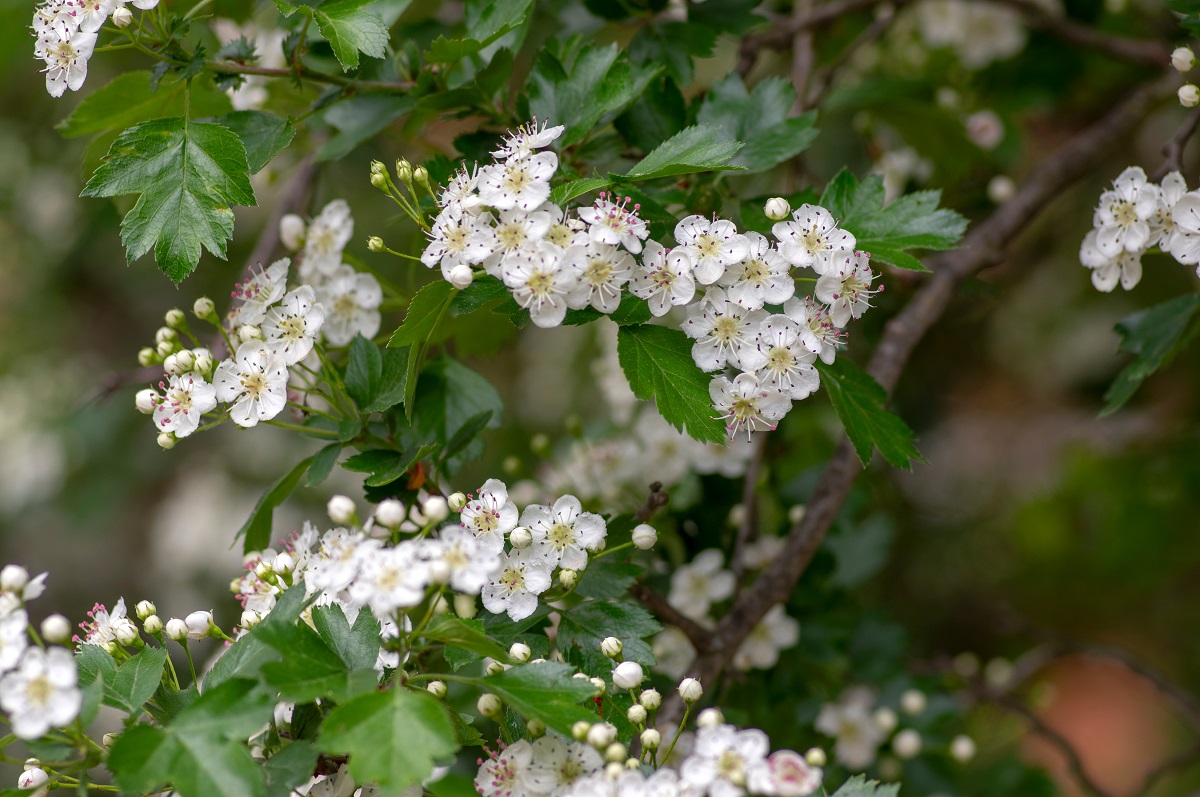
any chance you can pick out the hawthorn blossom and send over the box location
[782,297,841,365]
[521,494,607,571]
[261,285,325,365]
[710,373,791,438]
[301,199,355,279]
[476,739,541,797]
[33,1,74,41]
[478,152,557,211]
[747,750,822,797]
[733,604,800,671]
[528,735,604,796]
[772,204,856,274]
[483,207,553,276]
[718,232,796,310]
[630,241,695,317]
[229,258,289,326]
[482,548,553,621]
[37,29,97,98]
[152,372,217,438]
[0,647,81,739]
[1151,171,1187,249]
[668,549,735,621]
[440,165,482,214]
[814,251,880,327]
[681,287,767,372]
[74,0,114,31]
[544,203,589,250]
[815,686,884,769]
[318,265,382,346]
[78,598,136,647]
[426,526,499,595]
[1092,166,1158,257]
[504,244,577,328]
[423,204,494,278]
[0,610,28,672]
[347,544,428,616]
[578,193,649,254]
[493,118,565,163]
[1080,229,1142,292]
[680,724,770,797]
[750,315,820,400]
[305,529,379,595]
[460,479,519,555]
[1170,190,1200,266]
[564,242,634,314]
[213,340,289,428]
[674,215,749,285]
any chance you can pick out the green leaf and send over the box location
[574,556,643,600]
[76,644,117,687]
[57,71,223,139]
[614,75,687,155]
[314,0,389,70]
[108,724,177,794]
[364,346,410,413]
[831,774,901,797]
[204,587,305,691]
[620,124,744,182]
[320,688,458,792]
[696,75,818,172]
[816,359,923,469]
[563,293,651,327]
[1102,294,1200,415]
[345,334,383,407]
[421,615,513,663]
[442,410,494,461]
[423,0,533,63]
[550,177,612,207]
[616,325,725,444]
[342,445,438,487]
[390,280,457,348]
[258,619,366,703]
[312,604,381,671]
[305,442,342,487]
[217,111,295,174]
[450,275,509,315]
[412,356,504,464]
[264,742,319,797]
[81,117,257,283]
[827,515,895,588]
[107,646,169,715]
[481,661,598,735]
[558,601,660,677]
[237,456,314,554]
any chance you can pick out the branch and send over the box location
[805,4,898,108]
[1152,104,1200,181]
[627,582,714,654]
[209,61,415,93]
[633,481,670,523]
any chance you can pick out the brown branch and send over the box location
[1152,104,1200,181]
[1133,740,1200,796]
[627,582,714,654]
[790,0,817,114]
[657,70,1181,724]
[634,481,670,522]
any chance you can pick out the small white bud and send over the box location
[987,175,1017,204]
[164,308,186,329]
[605,762,624,779]
[448,265,475,290]
[134,600,157,620]
[626,704,647,725]
[427,680,448,698]
[642,729,666,754]
[788,504,807,525]
[874,707,898,733]
[422,496,450,523]
[476,693,502,717]
[900,689,926,715]
[625,757,640,770]
[413,165,431,188]
[155,327,177,345]
[135,388,160,415]
[454,594,476,619]
[367,236,385,253]
[559,569,578,588]
[526,718,546,737]
[192,348,214,374]
[22,758,39,771]
[240,609,262,629]
[1179,83,1200,108]
[254,561,272,579]
[155,340,175,358]
[601,637,623,658]
[893,728,921,759]
[0,564,29,592]
[173,350,195,372]
[112,6,132,26]
[40,614,71,644]
[805,747,826,767]
[327,495,357,525]
[143,615,163,634]
[509,527,533,549]
[429,560,452,584]
[639,689,662,710]
[374,499,406,528]
[279,214,306,250]
[157,432,177,450]
[193,296,216,320]
[138,347,158,366]
[764,197,791,221]
[631,524,657,550]
[572,721,592,741]
[162,353,182,376]
[17,769,49,790]
[370,172,388,190]
[605,742,627,763]
[950,734,976,763]
[613,661,644,690]
[590,676,607,694]
[396,160,413,183]
[508,642,532,662]
[102,732,119,748]
[485,659,507,676]
[1173,46,1196,73]
[433,596,451,614]
[728,503,746,527]
[447,492,468,512]
[370,160,386,175]
[586,722,617,749]
[185,610,215,639]
[273,552,296,575]
[678,677,703,703]
[696,707,724,729]
[165,618,188,641]
[237,324,262,343]
[115,623,140,646]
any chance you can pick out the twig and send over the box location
[208,61,415,94]
[633,481,670,522]
[731,434,769,585]
[627,582,713,654]
[806,5,897,108]
[988,0,1171,69]
[1152,104,1200,181]
[790,0,817,113]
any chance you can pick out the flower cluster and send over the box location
[1079,167,1200,292]
[32,0,159,98]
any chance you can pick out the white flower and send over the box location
[483,208,552,277]
[578,193,649,254]
[747,750,822,797]
[279,213,306,250]
[528,735,603,796]
[781,297,841,365]
[815,686,884,770]
[152,372,217,438]
[633,409,699,486]
[717,232,796,310]
[1169,190,1200,265]
[691,434,757,478]
[652,626,696,680]
[476,739,541,797]
[75,0,115,31]
[1153,171,1188,249]
[750,315,820,400]
[1080,229,1142,292]
[422,204,494,279]
[681,287,767,372]
[38,29,97,98]
[0,647,81,739]
[317,265,382,346]
[504,244,578,328]
[771,204,856,274]
[348,544,428,615]
[544,203,589,250]
[440,165,483,214]
[229,258,290,327]
[428,527,500,595]
[33,1,75,41]
[710,373,791,438]
[668,549,735,620]
[564,242,634,314]
[213,340,289,428]
[493,119,566,163]
[305,529,379,595]
[1092,166,1158,257]
[460,478,520,555]
[262,285,325,364]
[301,199,355,279]
[630,240,696,317]
[521,494,606,570]
[674,215,749,286]
[0,610,28,673]
[814,250,880,327]
[733,604,799,671]
[680,723,769,797]
[481,549,553,621]
[478,152,557,211]
[79,598,137,647]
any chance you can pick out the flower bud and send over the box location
[900,689,926,715]
[764,197,791,221]
[279,214,306,251]
[640,728,661,750]
[678,677,703,703]
[136,601,157,620]
[422,496,449,523]
[1174,46,1196,72]
[605,742,627,763]
[448,264,474,290]
[626,704,647,725]
[327,495,357,526]
[112,6,132,26]
[185,610,215,639]
[22,759,39,771]
[631,524,657,550]
[605,762,624,779]
[237,324,262,343]
[590,676,606,694]
[485,659,507,676]
[413,166,431,189]
[447,492,468,512]
[639,689,662,710]
[586,722,617,749]
[476,693,502,717]
[873,707,897,733]
[18,768,48,790]
[375,499,405,528]
[396,160,413,184]
[1179,83,1200,108]
[601,637,623,659]
[155,327,177,345]
[572,721,591,741]
[612,661,643,690]
[165,618,188,640]
[626,757,640,770]
[143,615,163,634]
[40,614,70,644]
[559,569,578,588]
[697,707,724,728]
[987,175,1016,204]
[509,642,532,662]
[163,309,186,331]
[950,734,976,763]
[156,340,175,359]
[0,564,29,592]
[273,552,296,575]
[138,347,158,367]
[893,728,921,759]
[984,657,1013,688]
[370,172,388,190]
[509,527,533,549]
[193,297,217,320]
[370,160,386,175]
[368,236,385,253]
[805,747,826,767]
[115,622,140,646]
[454,594,476,619]
[526,718,546,737]
[240,609,262,630]
[134,388,160,415]
[427,680,447,698]
[788,504,807,524]
[102,732,119,748]
[173,350,195,372]
[429,560,451,584]
[162,353,182,376]
[157,432,176,450]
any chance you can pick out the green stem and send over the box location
[659,705,691,764]
[181,642,199,686]
[592,541,633,560]
[184,0,214,20]
[264,420,340,439]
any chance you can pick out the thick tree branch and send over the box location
[1152,104,1200,181]
[627,582,714,653]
